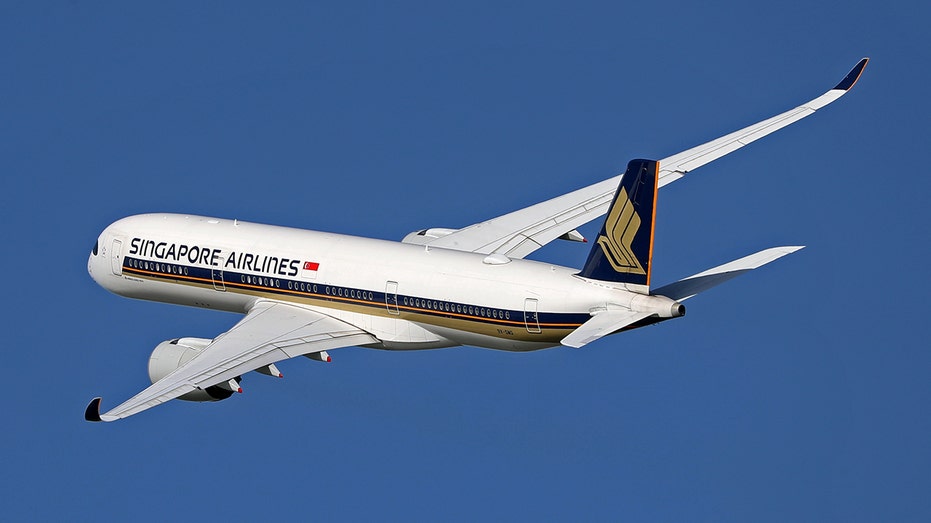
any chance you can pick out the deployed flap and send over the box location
[424,59,867,259]
[561,310,654,348]
[86,300,376,422]
[652,246,804,302]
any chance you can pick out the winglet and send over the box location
[85,397,104,422]
[833,58,869,91]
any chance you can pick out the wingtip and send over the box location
[763,245,805,261]
[85,397,103,422]
[833,57,869,91]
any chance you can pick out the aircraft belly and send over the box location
[421,323,560,352]
[308,306,457,350]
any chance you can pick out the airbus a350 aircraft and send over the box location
[85,59,868,422]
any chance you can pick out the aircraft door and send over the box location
[211,268,226,291]
[211,250,226,291]
[385,281,399,315]
[110,239,123,276]
[524,298,541,333]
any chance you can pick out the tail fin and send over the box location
[578,159,659,290]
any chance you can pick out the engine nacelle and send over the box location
[148,337,238,402]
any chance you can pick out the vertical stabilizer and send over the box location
[578,159,659,290]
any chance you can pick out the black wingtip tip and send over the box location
[85,397,103,422]
[833,57,869,91]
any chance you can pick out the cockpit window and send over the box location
[92,241,98,256]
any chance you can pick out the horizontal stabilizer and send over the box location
[561,310,653,348]
[651,246,804,302]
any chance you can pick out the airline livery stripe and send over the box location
[121,257,589,330]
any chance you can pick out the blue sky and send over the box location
[2,2,928,521]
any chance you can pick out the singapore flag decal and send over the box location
[301,261,320,279]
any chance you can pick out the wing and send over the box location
[421,59,868,259]
[85,300,377,422]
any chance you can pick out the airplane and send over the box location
[84,58,868,422]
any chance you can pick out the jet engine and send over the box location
[148,337,240,402]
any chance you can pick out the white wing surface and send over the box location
[86,300,377,422]
[651,246,805,302]
[423,59,868,259]
[561,310,654,348]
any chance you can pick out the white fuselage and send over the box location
[88,214,658,352]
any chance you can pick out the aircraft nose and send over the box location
[88,238,101,283]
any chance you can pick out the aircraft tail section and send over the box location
[578,159,658,291]
[562,247,803,348]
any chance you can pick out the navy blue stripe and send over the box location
[122,256,589,329]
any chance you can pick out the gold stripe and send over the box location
[122,266,582,342]
[646,159,659,286]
